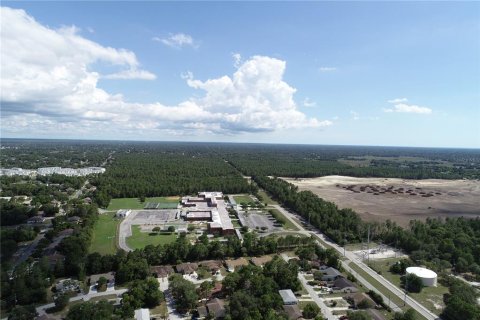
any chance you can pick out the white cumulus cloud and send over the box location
[153,33,198,49]
[0,7,330,138]
[384,98,432,114]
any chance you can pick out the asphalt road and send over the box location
[35,288,128,316]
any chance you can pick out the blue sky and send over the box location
[1,2,479,147]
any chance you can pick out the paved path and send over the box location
[118,212,136,251]
[279,206,442,320]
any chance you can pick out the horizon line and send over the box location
[1,137,479,150]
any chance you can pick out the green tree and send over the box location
[54,293,70,311]
[7,305,37,320]
[403,274,423,293]
[169,274,198,313]
[66,301,114,320]
[302,302,320,319]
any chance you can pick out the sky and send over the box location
[1,2,479,148]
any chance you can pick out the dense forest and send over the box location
[220,144,480,179]
[90,149,254,206]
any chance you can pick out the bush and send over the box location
[54,293,70,311]
[403,274,423,293]
[357,298,374,309]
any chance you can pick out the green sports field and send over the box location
[107,196,179,211]
[90,212,120,255]
[126,226,177,250]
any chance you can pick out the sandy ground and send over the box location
[283,176,480,227]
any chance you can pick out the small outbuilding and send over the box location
[279,289,298,305]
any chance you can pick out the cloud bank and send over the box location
[0,7,329,138]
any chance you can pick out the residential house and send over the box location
[198,298,226,319]
[176,262,198,275]
[345,292,375,309]
[250,255,273,267]
[200,260,223,274]
[332,278,358,293]
[224,258,249,272]
[150,265,174,278]
[283,305,302,320]
[320,267,343,281]
[89,272,115,289]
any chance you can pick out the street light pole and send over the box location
[404,273,408,306]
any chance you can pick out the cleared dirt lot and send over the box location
[283,176,480,227]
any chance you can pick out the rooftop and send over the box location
[279,289,297,304]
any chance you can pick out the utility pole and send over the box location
[404,273,408,306]
[367,225,370,264]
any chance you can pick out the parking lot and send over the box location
[238,210,280,232]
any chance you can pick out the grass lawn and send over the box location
[233,195,253,204]
[126,226,177,250]
[150,302,168,319]
[369,258,448,315]
[268,208,298,231]
[257,189,278,205]
[107,196,179,211]
[89,212,120,255]
[232,219,241,228]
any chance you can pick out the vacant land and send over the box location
[284,176,480,227]
[126,226,176,250]
[107,196,179,211]
[90,213,120,254]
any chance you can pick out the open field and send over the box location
[126,226,176,249]
[257,189,278,205]
[107,196,179,211]
[233,195,253,204]
[284,176,480,227]
[90,212,120,255]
